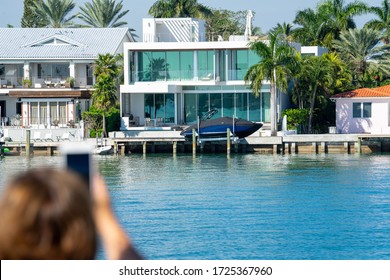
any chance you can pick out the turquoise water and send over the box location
[1,153,390,260]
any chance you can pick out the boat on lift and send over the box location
[180,109,263,140]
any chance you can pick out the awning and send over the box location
[8,89,93,99]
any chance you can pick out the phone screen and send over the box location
[66,153,91,188]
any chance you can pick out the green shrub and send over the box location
[82,107,120,137]
[282,108,309,131]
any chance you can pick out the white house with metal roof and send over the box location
[0,28,134,128]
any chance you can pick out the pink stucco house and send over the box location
[331,85,390,134]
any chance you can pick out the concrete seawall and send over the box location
[2,129,390,155]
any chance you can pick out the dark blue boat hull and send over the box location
[181,117,263,139]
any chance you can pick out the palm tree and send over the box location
[244,31,297,136]
[299,56,334,133]
[92,53,121,136]
[271,22,294,42]
[149,0,213,19]
[333,28,390,87]
[292,8,332,47]
[94,53,121,79]
[365,0,390,44]
[33,0,77,28]
[78,0,129,28]
[319,0,368,38]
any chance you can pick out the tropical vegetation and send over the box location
[33,0,78,28]
[78,0,129,28]
[148,0,212,19]
[245,0,390,133]
[244,31,297,136]
[365,0,390,44]
[333,27,390,87]
[89,53,122,137]
[21,0,47,27]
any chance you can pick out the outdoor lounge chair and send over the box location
[44,133,53,141]
[32,132,42,141]
[60,132,70,141]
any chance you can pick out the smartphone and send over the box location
[60,142,93,188]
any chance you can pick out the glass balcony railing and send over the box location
[0,76,93,89]
[132,70,216,83]
[0,77,23,88]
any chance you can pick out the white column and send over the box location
[124,50,129,85]
[69,61,75,79]
[23,62,30,80]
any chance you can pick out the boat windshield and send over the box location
[201,109,218,121]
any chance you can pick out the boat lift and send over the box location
[195,115,240,144]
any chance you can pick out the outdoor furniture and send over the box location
[59,132,70,141]
[44,80,52,87]
[32,132,42,141]
[0,79,7,88]
[44,133,53,141]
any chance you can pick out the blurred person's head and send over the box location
[0,168,97,259]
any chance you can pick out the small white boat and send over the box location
[94,145,112,155]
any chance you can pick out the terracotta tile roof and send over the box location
[331,85,390,98]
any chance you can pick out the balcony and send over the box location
[0,77,23,88]
[131,70,216,83]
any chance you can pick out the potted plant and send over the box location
[65,77,75,88]
[22,78,31,88]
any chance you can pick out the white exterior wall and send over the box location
[142,18,206,43]
[301,46,328,56]
[336,98,390,134]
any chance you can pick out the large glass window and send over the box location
[39,102,47,125]
[228,50,261,81]
[155,94,165,118]
[144,94,154,118]
[223,93,234,117]
[180,51,194,80]
[183,90,264,123]
[235,92,248,119]
[50,102,57,124]
[138,52,152,81]
[166,51,180,80]
[30,102,38,125]
[59,102,67,124]
[249,93,260,122]
[261,92,271,122]
[151,51,167,81]
[144,94,175,123]
[38,64,69,79]
[165,94,175,123]
[198,93,209,119]
[137,51,194,82]
[184,94,197,123]
[198,50,214,80]
[210,93,222,118]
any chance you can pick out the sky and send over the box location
[0,0,384,37]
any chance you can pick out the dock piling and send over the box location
[192,129,196,156]
[25,129,31,157]
[227,129,231,155]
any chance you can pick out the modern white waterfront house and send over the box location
[0,28,134,128]
[120,18,325,132]
[331,85,390,134]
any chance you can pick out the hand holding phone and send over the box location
[60,142,93,188]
